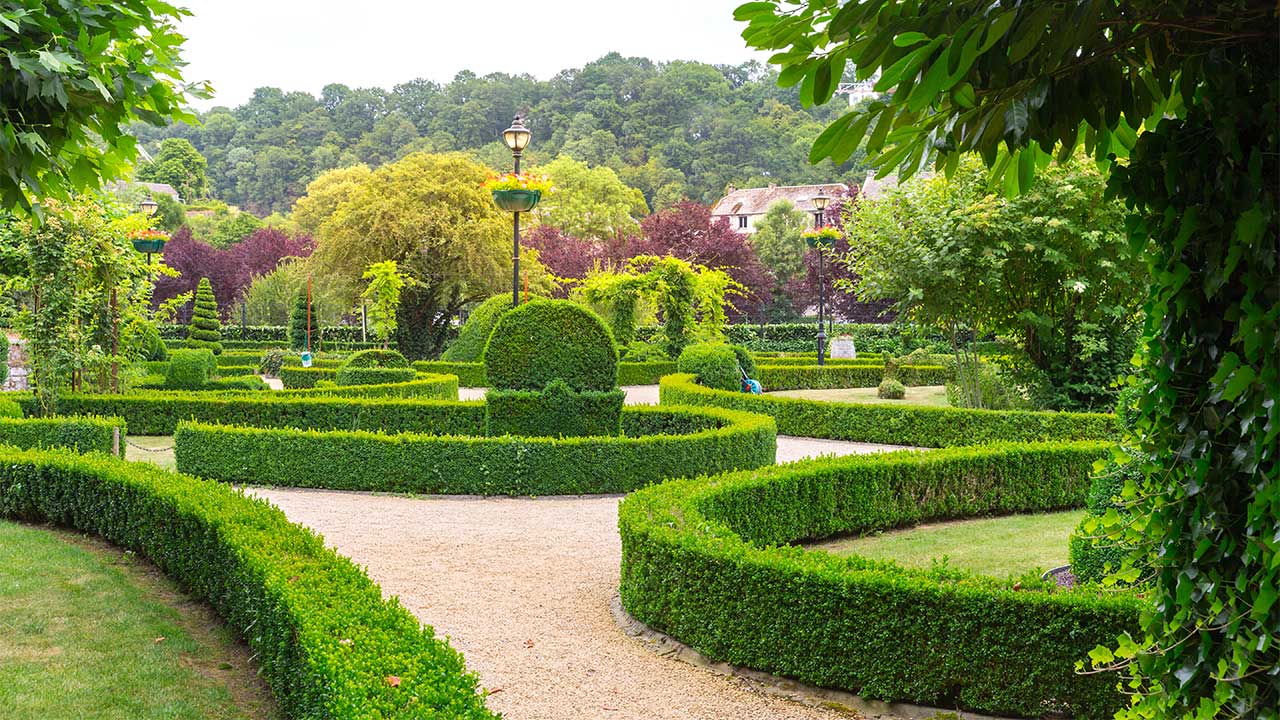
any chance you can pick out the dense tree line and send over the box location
[131,54,869,216]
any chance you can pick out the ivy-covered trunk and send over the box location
[1111,46,1278,715]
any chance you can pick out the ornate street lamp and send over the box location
[810,192,830,366]
[130,196,166,265]
[501,115,533,306]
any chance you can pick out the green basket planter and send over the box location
[491,189,542,213]
[131,238,167,254]
[804,235,834,249]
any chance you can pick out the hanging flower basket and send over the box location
[491,189,542,213]
[802,226,841,248]
[127,228,169,255]
[483,172,552,213]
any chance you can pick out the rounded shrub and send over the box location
[0,398,23,418]
[186,277,223,355]
[140,323,168,361]
[877,378,906,399]
[443,294,519,362]
[340,349,409,369]
[483,300,617,392]
[729,344,757,378]
[678,343,739,392]
[166,349,216,390]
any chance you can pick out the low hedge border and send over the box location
[0,415,126,456]
[618,441,1142,718]
[0,447,495,718]
[279,366,335,389]
[174,405,777,496]
[413,360,680,388]
[166,339,382,351]
[22,375,462,435]
[414,361,486,387]
[660,374,1117,447]
[755,364,952,390]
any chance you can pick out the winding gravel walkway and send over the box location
[251,435,899,719]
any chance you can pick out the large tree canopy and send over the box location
[739,1,1277,716]
[0,1,207,214]
[307,152,552,357]
[137,138,208,201]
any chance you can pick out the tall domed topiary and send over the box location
[186,277,222,355]
[483,300,623,437]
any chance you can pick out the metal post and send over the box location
[512,151,521,307]
[815,211,827,366]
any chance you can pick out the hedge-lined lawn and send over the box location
[807,509,1084,577]
[0,521,276,720]
[767,384,950,407]
[125,435,176,471]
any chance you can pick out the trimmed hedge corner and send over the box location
[618,441,1142,718]
[0,415,126,456]
[660,374,1117,447]
[174,405,776,496]
[0,447,496,718]
[486,382,625,437]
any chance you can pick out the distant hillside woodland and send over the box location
[132,54,871,215]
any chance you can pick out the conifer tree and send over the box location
[186,277,222,355]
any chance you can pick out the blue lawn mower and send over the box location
[739,364,762,394]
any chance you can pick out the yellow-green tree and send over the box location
[535,156,649,241]
[306,152,551,358]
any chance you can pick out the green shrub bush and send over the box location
[414,360,677,388]
[140,323,168,361]
[0,447,495,718]
[1069,446,1147,585]
[616,361,678,386]
[0,415,125,456]
[877,379,906,399]
[946,361,1032,410]
[288,293,321,351]
[677,343,739,391]
[336,366,417,387]
[340,349,410,369]
[159,323,368,344]
[660,374,1118,447]
[618,441,1141,719]
[258,349,286,377]
[484,300,617,392]
[441,294,528,362]
[0,398,23,418]
[486,380,625,437]
[755,363,952,390]
[413,361,486,387]
[30,375,461,434]
[280,366,334,389]
[174,405,776,496]
[729,345,757,378]
[165,349,216,390]
[619,340,668,363]
[186,278,222,355]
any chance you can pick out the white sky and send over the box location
[176,0,772,109]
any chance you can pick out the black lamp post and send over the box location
[812,192,830,366]
[502,115,532,306]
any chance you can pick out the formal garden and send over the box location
[0,2,1274,720]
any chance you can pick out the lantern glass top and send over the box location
[811,192,830,211]
[502,115,531,152]
[140,196,159,216]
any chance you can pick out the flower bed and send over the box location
[660,374,1117,447]
[174,405,776,496]
[618,441,1142,718]
[0,447,495,718]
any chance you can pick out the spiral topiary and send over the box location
[483,300,617,392]
[186,277,222,355]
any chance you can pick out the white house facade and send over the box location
[710,182,851,234]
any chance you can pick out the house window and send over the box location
[737,216,748,229]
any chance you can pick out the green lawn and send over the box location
[807,510,1084,577]
[0,520,276,720]
[768,384,951,407]
[125,435,176,471]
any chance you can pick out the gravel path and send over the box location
[253,489,854,719]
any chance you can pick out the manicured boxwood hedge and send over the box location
[166,339,382,351]
[413,361,487,387]
[23,375,462,435]
[0,447,495,718]
[660,374,1117,447]
[484,300,617,392]
[413,360,679,388]
[336,366,417,387]
[755,363,952,390]
[619,441,1142,718]
[174,405,776,496]
[0,415,126,456]
[486,384,625,437]
[279,366,335,389]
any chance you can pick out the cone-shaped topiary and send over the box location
[288,293,320,352]
[186,278,223,355]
